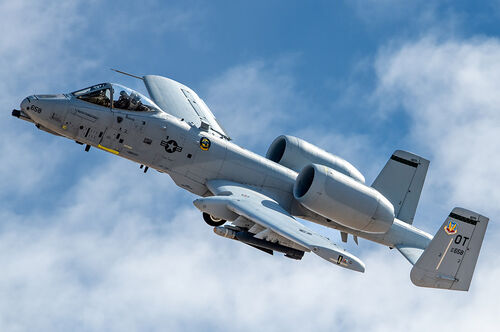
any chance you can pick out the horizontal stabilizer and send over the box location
[372,150,429,224]
[410,208,489,291]
[396,245,425,265]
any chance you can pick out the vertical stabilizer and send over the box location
[410,208,489,291]
[372,150,429,224]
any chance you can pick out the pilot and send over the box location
[100,89,111,107]
[114,90,130,109]
[129,92,147,111]
[136,103,149,112]
[87,89,110,107]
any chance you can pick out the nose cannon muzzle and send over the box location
[12,97,35,123]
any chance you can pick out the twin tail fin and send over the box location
[410,208,489,291]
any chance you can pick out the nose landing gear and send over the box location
[203,212,226,227]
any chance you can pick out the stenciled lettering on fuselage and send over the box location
[75,109,98,121]
[31,105,42,114]
[449,234,470,256]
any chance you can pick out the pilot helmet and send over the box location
[130,92,140,102]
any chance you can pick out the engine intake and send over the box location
[266,135,365,183]
[294,164,394,233]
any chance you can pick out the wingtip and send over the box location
[352,257,366,273]
[312,246,366,273]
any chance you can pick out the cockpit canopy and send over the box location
[71,83,160,112]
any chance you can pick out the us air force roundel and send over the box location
[200,137,211,151]
[161,139,182,153]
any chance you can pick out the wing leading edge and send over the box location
[194,180,365,272]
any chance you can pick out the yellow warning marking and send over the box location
[62,125,67,130]
[98,144,119,155]
[436,237,454,270]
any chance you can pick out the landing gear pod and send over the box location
[203,213,226,227]
[193,196,238,225]
[294,164,394,233]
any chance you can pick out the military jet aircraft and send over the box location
[12,72,489,291]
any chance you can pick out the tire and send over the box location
[203,212,226,226]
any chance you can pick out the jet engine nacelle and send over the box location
[293,164,394,233]
[266,135,365,183]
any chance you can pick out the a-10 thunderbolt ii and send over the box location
[12,72,490,291]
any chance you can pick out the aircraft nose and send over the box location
[20,95,45,121]
[20,96,31,112]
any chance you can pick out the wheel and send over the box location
[203,212,226,226]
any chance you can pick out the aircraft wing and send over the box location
[194,179,365,272]
[143,75,230,140]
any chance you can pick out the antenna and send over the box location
[110,68,143,80]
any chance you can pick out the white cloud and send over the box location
[0,202,497,331]
[0,0,95,197]
[0,135,497,332]
[200,57,380,186]
[365,35,500,330]
[0,0,197,198]
[1,2,499,331]
[0,1,99,98]
[374,36,500,216]
[202,57,305,149]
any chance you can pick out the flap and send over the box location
[143,75,229,140]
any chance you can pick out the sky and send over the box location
[1,0,499,331]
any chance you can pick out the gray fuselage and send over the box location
[19,91,432,250]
